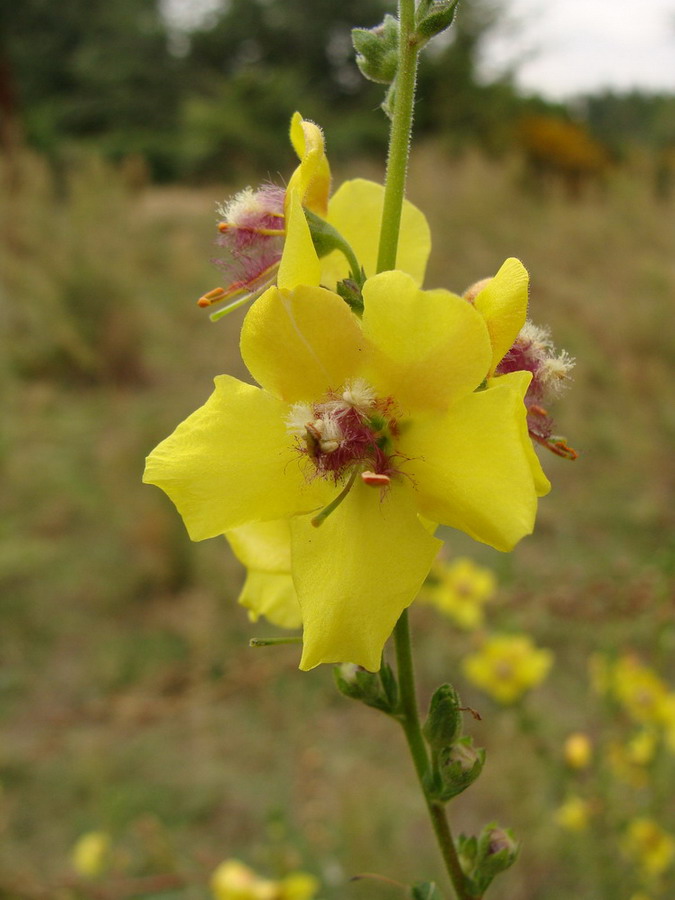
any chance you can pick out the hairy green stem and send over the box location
[393,611,473,900]
[376,0,420,273]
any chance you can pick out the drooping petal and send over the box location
[360,270,492,411]
[291,480,442,671]
[238,571,301,629]
[227,518,292,572]
[241,284,367,403]
[287,112,331,216]
[473,258,529,374]
[278,189,321,290]
[227,520,301,628]
[321,179,431,287]
[143,375,330,540]
[400,371,550,551]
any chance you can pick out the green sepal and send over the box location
[304,208,363,285]
[334,662,398,715]
[411,882,443,900]
[337,278,365,316]
[415,0,460,43]
[352,15,399,85]
[435,736,485,801]
[423,683,463,751]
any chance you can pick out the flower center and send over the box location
[287,378,401,488]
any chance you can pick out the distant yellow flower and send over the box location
[211,860,277,900]
[279,872,320,900]
[622,818,675,879]
[554,796,591,832]
[422,557,496,630]
[210,861,318,900]
[563,732,593,769]
[462,633,553,704]
[71,831,110,878]
[145,262,549,670]
[612,656,669,725]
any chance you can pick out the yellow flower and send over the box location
[422,557,497,630]
[210,861,318,900]
[622,819,675,879]
[612,656,669,725]
[554,795,591,832]
[145,262,549,670]
[279,872,320,900]
[71,830,111,878]
[462,633,553,704]
[563,732,593,769]
[211,860,277,900]
[201,112,430,318]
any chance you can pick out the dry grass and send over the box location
[1,145,674,899]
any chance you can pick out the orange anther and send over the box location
[361,471,391,487]
[197,287,226,308]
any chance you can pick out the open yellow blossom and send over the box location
[145,264,549,670]
[422,557,497,630]
[554,796,592,832]
[202,112,430,318]
[462,633,553,704]
[622,819,675,879]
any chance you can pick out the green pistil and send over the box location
[311,467,360,527]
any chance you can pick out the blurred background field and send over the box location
[1,1,675,899]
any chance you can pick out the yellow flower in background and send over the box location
[210,860,319,900]
[563,732,593,769]
[71,830,111,878]
[422,557,497,630]
[660,694,675,753]
[279,872,320,900]
[462,633,553,704]
[211,860,277,900]
[612,656,669,725]
[145,261,549,671]
[622,819,675,879]
[554,796,592,832]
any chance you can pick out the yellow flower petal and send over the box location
[227,520,300,628]
[291,481,441,671]
[321,179,431,286]
[401,372,543,550]
[238,571,301,629]
[360,270,492,411]
[473,258,529,374]
[241,284,367,403]
[287,112,331,216]
[278,189,321,290]
[143,375,329,539]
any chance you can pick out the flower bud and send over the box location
[436,737,485,801]
[352,15,399,85]
[334,662,398,714]
[415,0,460,43]
[423,683,462,751]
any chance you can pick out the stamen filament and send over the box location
[311,467,360,527]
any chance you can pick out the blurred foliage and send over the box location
[2,0,674,181]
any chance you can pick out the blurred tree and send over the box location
[1,0,182,176]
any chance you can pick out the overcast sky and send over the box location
[162,0,675,99]
[485,0,675,98]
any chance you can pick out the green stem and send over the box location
[376,0,420,273]
[393,611,473,900]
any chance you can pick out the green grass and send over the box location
[1,145,674,899]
